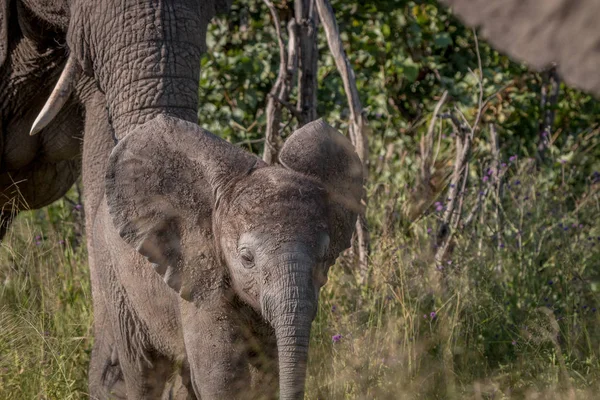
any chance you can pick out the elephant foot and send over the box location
[89,342,126,400]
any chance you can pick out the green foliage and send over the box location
[199,0,600,167]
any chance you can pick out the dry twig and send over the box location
[316,0,370,282]
[262,1,298,164]
[433,29,483,266]
[295,0,319,125]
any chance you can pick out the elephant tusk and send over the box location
[30,55,82,136]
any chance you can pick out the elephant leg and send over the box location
[161,360,196,400]
[116,348,173,399]
[248,363,279,400]
[88,312,127,400]
[248,336,279,400]
[179,300,252,399]
[82,91,126,399]
[92,231,174,399]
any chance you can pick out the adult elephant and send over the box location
[2,0,230,398]
[439,0,600,97]
[0,0,229,234]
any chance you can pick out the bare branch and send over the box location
[421,91,449,191]
[262,2,298,164]
[470,29,485,133]
[295,0,319,125]
[433,32,483,265]
[537,64,560,162]
[269,93,303,120]
[316,0,370,283]
[316,0,368,169]
[489,123,505,263]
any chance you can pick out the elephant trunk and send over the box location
[263,263,317,400]
[275,311,312,400]
[91,2,211,139]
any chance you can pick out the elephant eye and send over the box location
[239,248,255,269]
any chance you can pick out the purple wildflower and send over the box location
[332,334,342,343]
[430,311,437,319]
[482,176,489,183]
[509,155,518,162]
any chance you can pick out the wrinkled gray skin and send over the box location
[440,0,600,97]
[0,0,228,230]
[92,116,363,399]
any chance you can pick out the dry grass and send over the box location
[1,150,599,399]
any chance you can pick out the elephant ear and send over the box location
[1,0,8,68]
[279,119,364,261]
[441,0,600,96]
[105,115,261,299]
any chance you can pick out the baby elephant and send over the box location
[90,116,363,399]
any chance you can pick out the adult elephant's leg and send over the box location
[82,91,126,399]
[82,93,183,399]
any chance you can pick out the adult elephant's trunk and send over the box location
[33,2,220,139]
[263,262,318,400]
[93,2,210,139]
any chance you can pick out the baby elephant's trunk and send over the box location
[263,259,318,400]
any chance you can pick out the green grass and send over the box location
[0,199,92,399]
[1,151,599,399]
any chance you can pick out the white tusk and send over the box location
[30,55,82,136]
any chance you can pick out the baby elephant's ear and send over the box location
[105,116,259,299]
[279,119,364,260]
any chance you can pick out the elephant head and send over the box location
[104,116,364,399]
[0,0,230,137]
[440,0,600,96]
